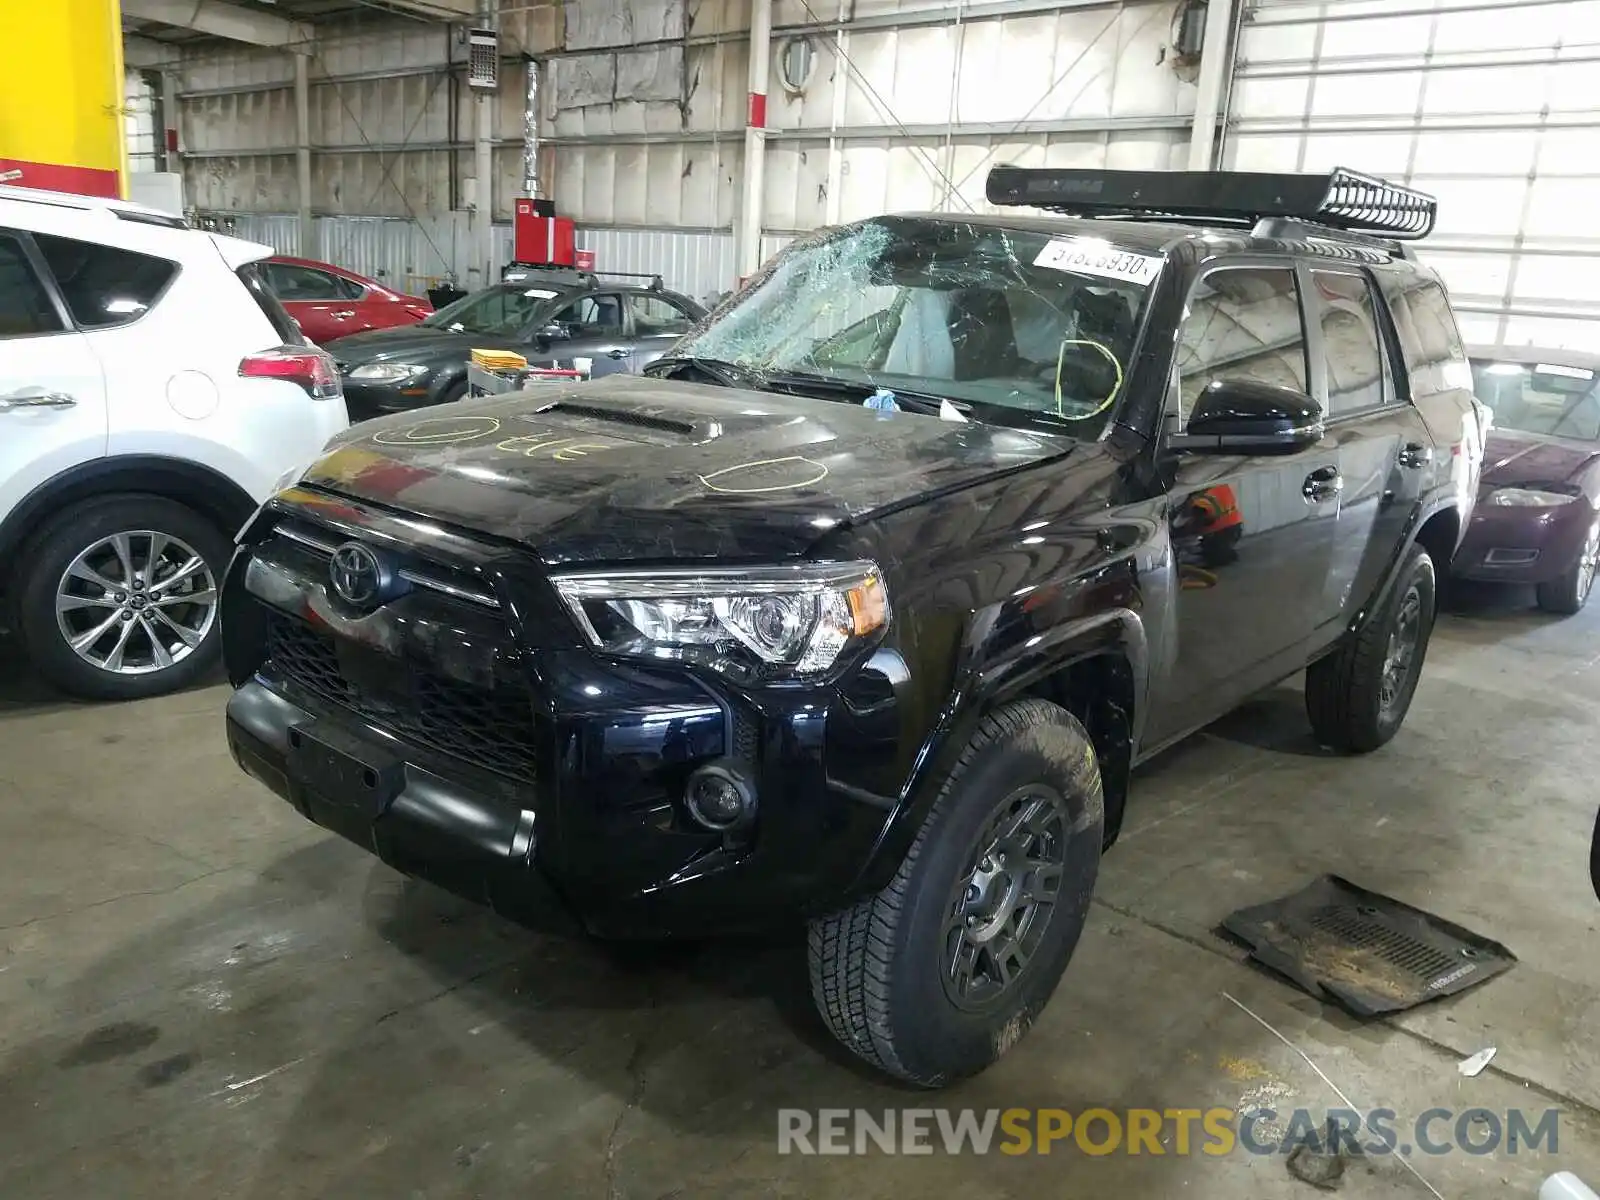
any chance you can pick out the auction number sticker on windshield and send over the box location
[523,288,559,299]
[1034,239,1163,286]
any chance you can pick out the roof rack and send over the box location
[594,269,666,290]
[986,166,1437,241]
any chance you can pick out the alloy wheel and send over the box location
[1578,521,1600,603]
[940,784,1070,1011]
[1379,584,1423,718]
[54,530,219,676]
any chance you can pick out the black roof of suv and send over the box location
[221,166,1485,1088]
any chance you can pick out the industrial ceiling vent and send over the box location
[466,27,499,91]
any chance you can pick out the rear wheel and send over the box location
[1306,543,1436,752]
[808,699,1103,1086]
[14,495,230,701]
[1536,516,1600,615]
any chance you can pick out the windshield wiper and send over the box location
[644,355,763,388]
[760,370,969,417]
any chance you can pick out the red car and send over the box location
[262,254,431,344]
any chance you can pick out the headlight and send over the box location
[552,562,889,679]
[1487,487,1578,507]
[349,362,426,382]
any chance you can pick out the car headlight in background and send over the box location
[1486,487,1579,507]
[552,562,889,678]
[349,362,427,382]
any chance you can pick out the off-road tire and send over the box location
[14,494,231,702]
[807,698,1104,1087]
[1306,542,1436,753]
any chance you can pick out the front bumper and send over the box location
[221,506,910,939]
[228,681,577,931]
[1453,499,1595,583]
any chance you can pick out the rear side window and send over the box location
[266,261,363,302]
[1175,266,1308,424]
[32,233,177,328]
[0,233,64,337]
[1310,269,1388,417]
[236,263,305,344]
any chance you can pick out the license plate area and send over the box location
[286,720,403,817]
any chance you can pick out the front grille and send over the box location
[264,611,538,781]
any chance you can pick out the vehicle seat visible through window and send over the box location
[1071,289,1134,354]
[948,288,1023,381]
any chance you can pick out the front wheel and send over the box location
[14,495,230,701]
[1306,542,1436,753]
[1536,516,1600,615]
[808,699,1104,1086]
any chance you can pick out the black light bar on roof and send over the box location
[986,166,1438,241]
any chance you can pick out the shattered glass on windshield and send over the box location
[671,216,1164,434]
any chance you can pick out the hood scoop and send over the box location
[530,399,697,437]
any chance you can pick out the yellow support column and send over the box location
[0,0,127,198]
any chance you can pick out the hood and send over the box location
[1480,429,1600,490]
[324,324,523,363]
[303,374,1074,564]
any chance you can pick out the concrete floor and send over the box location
[2,583,1598,1199]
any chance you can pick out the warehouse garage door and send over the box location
[1226,0,1600,350]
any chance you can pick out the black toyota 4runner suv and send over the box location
[222,168,1483,1086]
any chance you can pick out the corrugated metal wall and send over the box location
[170,0,1600,337]
[172,0,1203,297]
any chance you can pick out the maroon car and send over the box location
[1458,346,1600,613]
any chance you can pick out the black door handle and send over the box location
[1303,465,1343,503]
[1399,441,1433,469]
[607,348,630,360]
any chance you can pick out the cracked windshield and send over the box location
[669,217,1162,433]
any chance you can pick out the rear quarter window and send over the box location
[1385,276,1469,397]
[32,233,178,328]
[236,262,306,345]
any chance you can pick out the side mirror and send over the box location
[542,322,571,341]
[1168,379,1324,456]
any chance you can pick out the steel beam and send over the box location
[1187,0,1237,170]
[122,35,177,70]
[122,0,312,48]
[177,112,1193,158]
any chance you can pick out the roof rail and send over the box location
[986,166,1437,241]
[1250,216,1415,261]
[595,269,666,290]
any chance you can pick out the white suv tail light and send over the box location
[239,346,342,400]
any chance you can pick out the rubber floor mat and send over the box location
[1221,875,1515,1017]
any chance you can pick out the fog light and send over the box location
[685,761,756,831]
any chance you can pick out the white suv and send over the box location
[0,186,348,700]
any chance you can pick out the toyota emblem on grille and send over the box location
[329,542,387,606]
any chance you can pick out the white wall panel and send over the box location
[124,71,159,174]
[1228,0,1600,349]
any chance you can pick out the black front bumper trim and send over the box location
[226,680,579,934]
